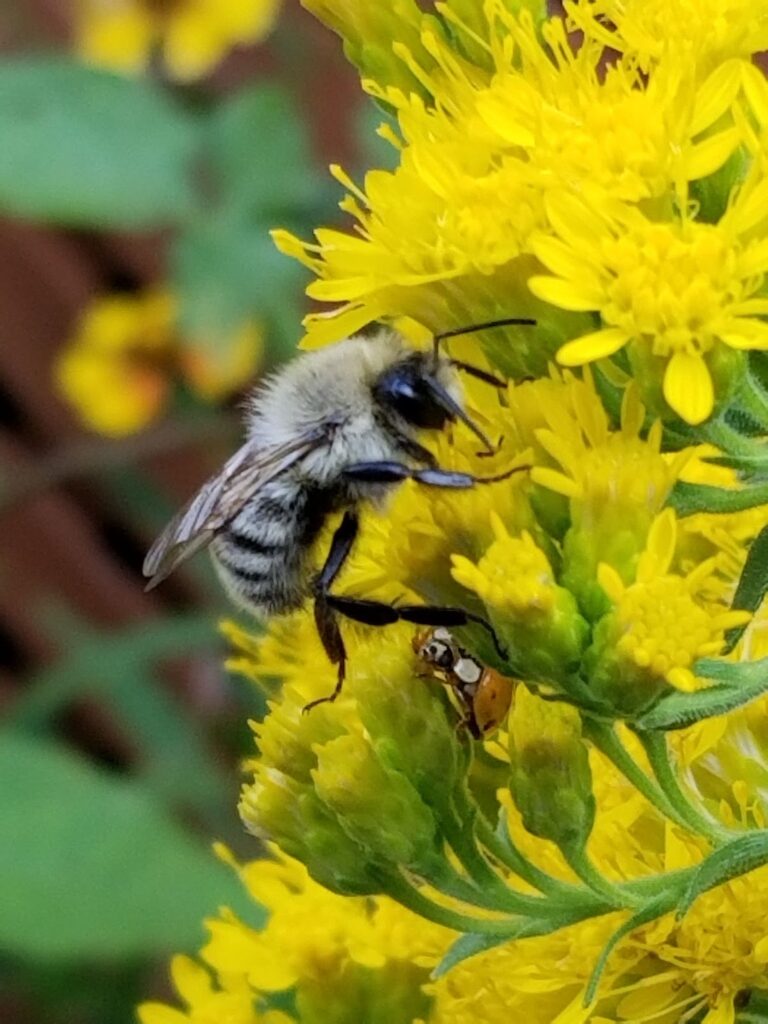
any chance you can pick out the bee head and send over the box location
[374,345,504,453]
[371,316,535,454]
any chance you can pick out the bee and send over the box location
[412,627,516,738]
[143,318,533,708]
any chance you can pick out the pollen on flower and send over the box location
[531,374,689,516]
[139,847,447,1024]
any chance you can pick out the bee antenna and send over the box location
[433,316,536,349]
[450,360,507,388]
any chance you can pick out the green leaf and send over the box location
[703,453,768,481]
[667,481,768,517]
[207,83,318,217]
[739,989,768,1022]
[10,611,235,818]
[432,911,592,978]
[724,526,768,652]
[0,731,262,961]
[172,216,306,359]
[677,832,768,919]
[584,891,677,1008]
[633,657,768,731]
[0,57,197,227]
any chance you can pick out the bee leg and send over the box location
[343,461,527,489]
[323,596,508,662]
[304,512,359,713]
[302,600,346,713]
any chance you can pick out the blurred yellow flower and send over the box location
[76,0,281,80]
[139,844,447,1024]
[56,288,262,436]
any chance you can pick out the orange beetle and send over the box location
[412,627,515,738]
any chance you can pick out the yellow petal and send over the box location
[171,955,213,1006]
[691,59,743,134]
[719,318,768,349]
[702,998,736,1024]
[729,179,768,235]
[597,562,625,602]
[662,351,714,425]
[528,275,604,312]
[136,1004,189,1024]
[684,127,741,182]
[557,327,628,366]
[530,466,580,498]
[531,234,604,284]
[545,191,611,252]
[742,61,768,125]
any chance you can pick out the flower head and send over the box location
[592,509,751,705]
[530,187,768,424]
[139,846,447,1024]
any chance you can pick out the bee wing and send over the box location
[142,427,327,590]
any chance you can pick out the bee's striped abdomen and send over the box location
[211,479,331,616]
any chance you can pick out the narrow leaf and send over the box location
[433,911,594,977]
[584,891,677,1007]
[677,832,768,919]
[704,453,768,476]
[667,481,768,517]
[634,658,768,731]
[724,526,768,652]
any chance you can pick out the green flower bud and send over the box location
[508,688,595,852]
[451,513,590,689]
[313,734,442,877]
[301,0,437,97]
[352,637,469,810]
[298,961,431,1024]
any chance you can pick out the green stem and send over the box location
[561,842,637,908]
[474,814,581,900]
[441,809,555,916]
[702,418,762,456]
[736,372,768,427]
[636,731,731,845]
[585,721,691,832]
[381,870,531,936]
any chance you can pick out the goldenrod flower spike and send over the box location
[143,0,768,1020]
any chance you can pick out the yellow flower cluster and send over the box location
[56,288,262,436]
[139,845,449,1024]
[279,0,768,425]
[141,0,768,1022]
[75,0,281,80]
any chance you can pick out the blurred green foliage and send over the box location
[0,10,360,1021]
